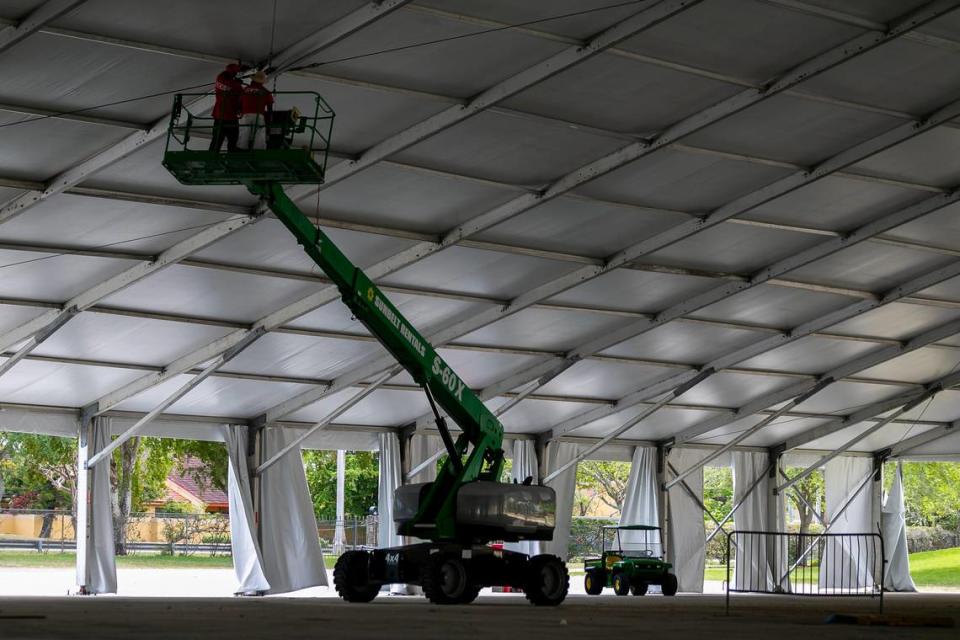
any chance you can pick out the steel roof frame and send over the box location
[0,0,85,54]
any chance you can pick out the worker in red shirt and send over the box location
[209,63,244,152]
[240,70,274,150]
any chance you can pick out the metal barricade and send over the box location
[725,530,884,614]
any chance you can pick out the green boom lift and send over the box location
[162,92,568,606]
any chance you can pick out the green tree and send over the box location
[576,460,631,515]
[886,461,960,530]
[703,466,733,525]
[782,468,824,534]
[303,450,379,520]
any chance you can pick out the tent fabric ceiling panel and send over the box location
[0,114,130,180]
[0,360,144,407]
[745,175,929,232]
[856,345,960,386]
[851,128,960,188]
[309,163,516,234]
[737,335,881,376]
[684,94,904,166]
[100,263,321,323]
[380,245,580,300]
[799,420,936,454]
[54,0,370,65]
[574,148,795,213]
[599,320,770,365]
[502,50,743,134]
[218,333,382,381]
[537,359,680,400]
[0,304,51,336]
[788,243,958,292]
[0,251,134,302]
[790,0,933,23]
[384,347,545,390]
[472,196,685,259]
[32,313,233,367]
[801,37,960,115]
[287,293,487,337]
[688,283,853,329]
[900,428,960,457]
[290,388,432,427]
[791,380,913,415]
[82,138,258,206]
[674,370,799,409]
[547,269,718,315]
[393,110,627,186]
[829,301,960,341]
[457,308,633,352]
[620,0,863,83]
[194,219,418,273]
[306,7,569,98]
[0,193,235,252]
[641,221,823,274]
[492,396,604,434]
[919,274,960,302]
[114,374,316,418]
[886,202,960,252]
[896,389,960,423]
[689,413,830,447]
[0,32,215,124]
[570,404,726,441]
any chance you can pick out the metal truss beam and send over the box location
[0,0,85,54]
[0,1,407,227]
[881,418,960,458]
[777,368,960,453]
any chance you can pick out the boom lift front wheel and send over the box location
[333,550,381,603]
[524,555,569,606]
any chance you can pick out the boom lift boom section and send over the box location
[163,92,567,605]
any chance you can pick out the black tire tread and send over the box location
[524,554,569,607]
[333,550,380,603]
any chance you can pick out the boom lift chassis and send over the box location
[163,93,568,605]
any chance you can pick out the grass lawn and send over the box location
[907,548,960,587]
[0,550,342,570]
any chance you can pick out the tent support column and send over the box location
[75,416,93,595]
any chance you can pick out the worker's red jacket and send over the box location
[212,71,243,121]
[242,82,275,115]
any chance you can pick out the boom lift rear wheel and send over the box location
[524,555,569,606]
[333,550,380,603]
[421,553,479,605]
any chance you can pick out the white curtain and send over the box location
[504,439,541,557]
[378,432,403,550]
[882,462,916,591]
[732,451,777,591]
[821,456,875,591]
[619,447,660,549]
[222,425,270,594]
[541,441,580,561]
[407,434,442,484]
[78,418,117,594]
[666,447,709,593]
[259,427,328,593]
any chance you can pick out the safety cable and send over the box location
[0,0,651,131]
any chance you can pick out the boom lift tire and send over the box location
[612,572,630,596]
[523,555,569,606]
[661,572,679,596]
[584,570,604,595]
[421,553,478,605]
[334,550,380,603]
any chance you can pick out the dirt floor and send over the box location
[0,593,956,640]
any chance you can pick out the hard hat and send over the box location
[225,63,241,73]
[252,71,267,84]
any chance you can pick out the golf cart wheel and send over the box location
[631,582,648,596]
[584,571,604,595]
[421,553,476,605]
[612,572,630,596]
[333,550,380,603]
[661,572,678,597]
[524,554,569,606]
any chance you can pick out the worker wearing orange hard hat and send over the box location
[209,63,244,152]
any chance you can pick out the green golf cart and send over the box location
[583,524,678,596]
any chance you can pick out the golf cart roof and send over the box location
[603,524,660,531]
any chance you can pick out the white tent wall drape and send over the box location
[259,427,328,593]
[821,456,875,591]
[619,446,660,549]
[666,447,709,593]
[542,441,580,561]
[732,451,777,591]
[882,462,916,591]
[77,417,117,594]
[504,439,542,557]
[378,432,403,550]
[222,424,271,594]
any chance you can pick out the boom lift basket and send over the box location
[162,92,334,185]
